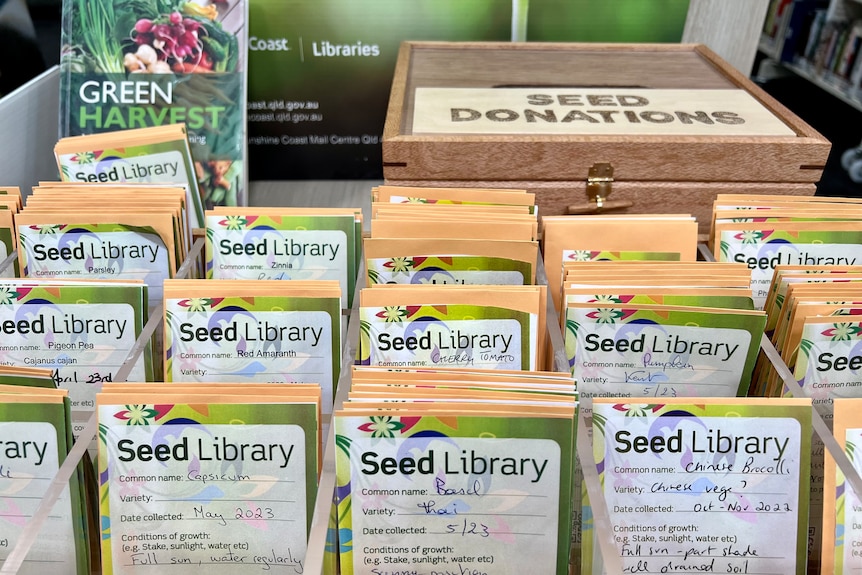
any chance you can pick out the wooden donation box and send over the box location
[382,42,831,233]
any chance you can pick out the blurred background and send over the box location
[5,0,862,197]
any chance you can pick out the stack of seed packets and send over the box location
[756,268,862,568]
[54,124,203,228]
[0,187,22,277]
[0,279,151,440]
[372,187,538,237]
[163,279,341,410]
[710,194,862,309]
[28,181,192,256]
[560,259,754,561]
[0,381,90,574]
[364,237,539,286]
[367,186,539,287]
[562,261,763,402]
[762,264,862,337]
[789,306,862,572]
[204,207,362,309]
[585,397,812,575]
[335,366,576,575]
[541,215,698,318]
[97,383,321,574]
[755,267,862,398]
[30,181,194,257]
[0,364,57,387]
[372,211,537,243]
[359,284,548,371]
[562,260,753,317]
[371,184,536,212]
[0,187,21,204]
[17,185,189,311]
[822,399,862,574]
[371,211,537,244]
[348,366,577,407]
[777,301,862,402]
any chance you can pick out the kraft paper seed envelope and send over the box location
[54,123,203,228]
[363,237,539,285]
[542,215,698,313]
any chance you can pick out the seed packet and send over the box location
[205,208,361,308]
[359,285,547,371]
[372,201,531,218]
[585,397,811,575]
[542,215,698,313]
[565,302,766,398]
[16,211,179,310]
[711,198,862,309]
[364,237,538,286]
[97,385,319,575]
[335,391,575,574]
[163,279,341,411]
[0,278,152,406]
[54,124,204,227]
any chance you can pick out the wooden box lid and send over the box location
[382,42,831,184]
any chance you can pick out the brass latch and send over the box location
[567,162,633,215]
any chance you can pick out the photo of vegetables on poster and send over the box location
[59,0,247,209]
[246,0,690,180]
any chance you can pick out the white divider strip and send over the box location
[537,253,569,374]
[176,236,205,279]
[0,250,16,276]
[702,241,862,550]
[759,333,862,499]
[696,242,715,262]
[540,253,622,573]
[305,260,365,574]
[577,399,624,575]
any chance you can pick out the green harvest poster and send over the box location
[59,0,247,209]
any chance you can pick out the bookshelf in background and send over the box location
[761,0,796,60]
[758,0,862,112]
